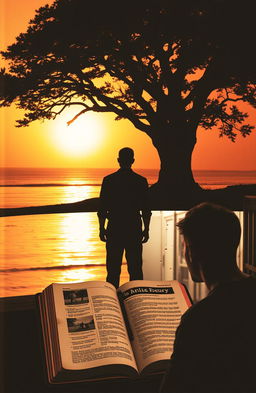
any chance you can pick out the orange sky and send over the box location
[0,0,256,170]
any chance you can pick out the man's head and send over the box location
[118,147,135,168]
[177,202,241,283]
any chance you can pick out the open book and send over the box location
[38,280,191,384]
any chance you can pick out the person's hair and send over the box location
[177,202,241,261]
[118,147,134,166]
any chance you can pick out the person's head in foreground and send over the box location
[118,147,135,169]
[177,202,246,290]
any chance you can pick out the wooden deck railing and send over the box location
[243,196,256,276]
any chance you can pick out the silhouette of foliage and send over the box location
[1,0,255,188]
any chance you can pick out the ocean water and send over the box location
[1,168,255,298]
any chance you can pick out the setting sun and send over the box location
[52,110,104,156]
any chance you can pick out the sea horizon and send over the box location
[1,167,256,184]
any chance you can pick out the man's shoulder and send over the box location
[102,171,120,182]
[181,277,256,325]
[131,170,148,183]
[181,294,211,324]
[103,170,147,184]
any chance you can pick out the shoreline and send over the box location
[1,184,256,216]
[0,197,99,217]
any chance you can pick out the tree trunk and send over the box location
[150,124,201,203]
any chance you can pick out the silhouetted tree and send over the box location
[1,0,255,196]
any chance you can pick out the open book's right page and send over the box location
[118,280,191,374]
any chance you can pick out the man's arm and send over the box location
[98,216,107,242]
[142,211,151,243]
[141,178,151,243]
[97,178,108,242]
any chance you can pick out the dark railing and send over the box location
[243,196,256,276]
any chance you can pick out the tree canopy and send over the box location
[1,0,256,201]
[1,0,255,139]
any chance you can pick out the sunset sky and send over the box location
[1,0,256,170]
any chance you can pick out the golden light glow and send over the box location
[52,111,104,156]
[55,211,106,283]
[58,212,97,265]
[59,268,96,283]
[61,185,91,203]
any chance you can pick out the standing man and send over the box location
[160,202,256,393]
[97,147,151,288]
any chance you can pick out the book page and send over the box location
[50,281,138,372]
[118,280,191,373]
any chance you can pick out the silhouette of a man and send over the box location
[97,147,151,288]
[160,202,256,393]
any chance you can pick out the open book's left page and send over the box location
[44,281,138,373]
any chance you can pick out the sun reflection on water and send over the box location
[61,184,96,204]
[58,212,102,266]
[53,211,108,283]
[67,180,86,186]
[58,268,99,283]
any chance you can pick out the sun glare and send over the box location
[53,111,104,155]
